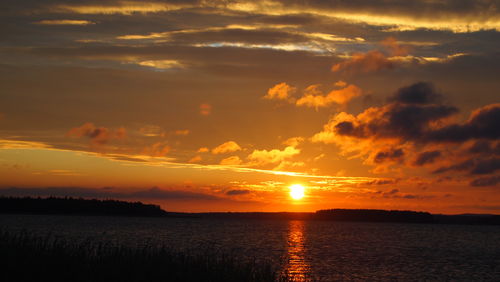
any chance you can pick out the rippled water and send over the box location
[1,214,499,281]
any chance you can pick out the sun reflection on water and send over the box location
[284,220,311,281]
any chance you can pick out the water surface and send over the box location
[1,214,499,281]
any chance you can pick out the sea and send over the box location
[1,214,499,281]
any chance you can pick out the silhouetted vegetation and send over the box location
[315,209,434,223]
[1,197,499,225]
[0,230,284,282]
[433,214,500,225]
[314,209,500,225]
[0,196,168,217]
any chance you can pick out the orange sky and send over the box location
[0,0,499,213]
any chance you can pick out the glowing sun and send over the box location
[289,184,305,200]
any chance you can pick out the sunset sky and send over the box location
[1,0,499,213]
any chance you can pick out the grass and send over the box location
[0,230,291,282]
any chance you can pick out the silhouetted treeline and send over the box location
[196,210,500,225]
[0,196,168,217]
[315,209,434,223]
[2,197,499,225]
[433,214,500,225]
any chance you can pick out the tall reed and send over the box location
[0,230,286,282]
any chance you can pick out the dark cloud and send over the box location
[374,148,404,164]
[468,141,500,155]
[383,189,399,196]
[334,103,458,140]
[389,82,442,105]
[3,0,497,20]
[399,194,431,199]
[384,104,458,139]
[433,159,474,174]
[330,83,499,145]
[254,13,318,26]
[105,154,149,163]
[169,28,313,46]
[0,187,116,198]
[334,121,359,136]
[332,83,457,140]
[130,187,218,200]
[413,150,441,166]
[364,179,399,185]
[279,0,499,19]
[67,122,126,145]
[425,104,500,143]
[0,186,220,200]
[471,158,500,175]
[225,189,251,196]
[375,188,434,200]
[315,81,499,181]
[433,158,500,175]
[470,176,500,187]
[3,44,337,81]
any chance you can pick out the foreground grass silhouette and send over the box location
[1,231,288,282]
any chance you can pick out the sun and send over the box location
[289,184,305,200]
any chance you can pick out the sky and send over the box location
[0,0,499,213]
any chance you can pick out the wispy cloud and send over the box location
[34,19,95,25]
[51,1,185,15]
[135,60,185,70]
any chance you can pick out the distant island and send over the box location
[315,209,434,223]
[1,196,499,225]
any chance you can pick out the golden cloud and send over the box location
[225,1,500,33]
[136,60,185,70]
[264,82,296,101]
[52,1,184,15]
[264,81,362,109]
[220,156,242,165]
[282,137,304,147]
[0,139,52,149]
[48,0,500,32]
[247,146,300,166]
[197,147,209,153]
[34,20,95,25]
[296,83,362,109]
[212,141,242,154]
[273,160,305,171]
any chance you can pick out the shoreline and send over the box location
[1,196,500,225]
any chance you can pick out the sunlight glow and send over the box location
[290,184,305,200]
